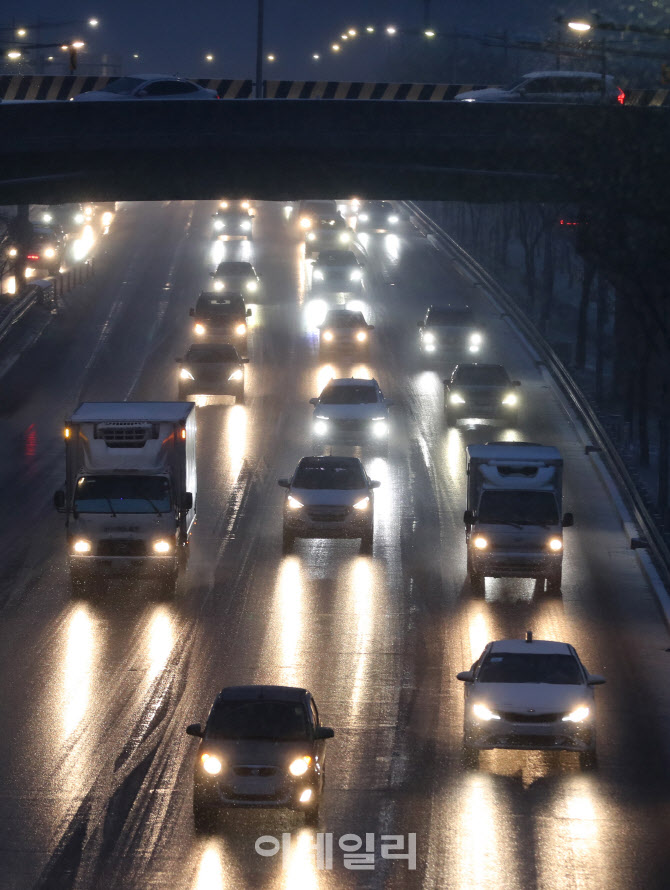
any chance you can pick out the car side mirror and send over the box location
[182,492,193,511]
[369,480,381,489]
[242,357,250,363]
[186,723,204,737]
[189,308,195,316]
[513,380,521,386]
[246,308,252,317]
[53,489,65,511]
[278,478,290,488]
[456,670,474,682]
[315,726,335,740]
[309,397,319,406]
[463,509,474,525]
[587,674,606,686]
[562,512,574,528]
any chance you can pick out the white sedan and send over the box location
[73,75,218,101]
[457,634,605,767]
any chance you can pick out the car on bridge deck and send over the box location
[456,70,625,105]
[304,213,356,258]
[443,363,520,426]
[311,249,364,294]
[418,304,484,356]
[297,200,339,232]
[310,377,393,456]
[210,261,260,295]
[457,633,606,768]
[186,685,334,829]
[355,201,401,234]
[318,308,374,358]
[189,292,252,352]
[176,343,248,403]
[279,455,380,553]
[73,75,219,101]
[211,208,254,241]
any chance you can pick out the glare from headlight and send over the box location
[358,213,369,222]
[313,269,324,281]
[214,220,224,231]
[307,232,316,241]
[44,247,56,258]
[246,280,258,292]
[287,495,304,510]
[470,332,482,345]
[473,536,488,550]
[388,214,399,224]
[213,280,224,291]
[299,788,313,803]
[201,753,222,775]
[473,703,500,721]
[314,420,328,436]
[289,756,311,776]
[73,539,91,553]
[353,496,370,510]
[180,368,195,380]
[153,540,171,553]
[323,330,334,341]
[8,248,17,257]
[241,221,251,231]
[423,331,435,344]
[228,369,244,381]
[219,201,229,209]
[102,211,113,226]
[502,393,518,406]
[339,232,350,243]
[194,323,206,336]
[300,217,312,229]
[548,537,563,552]
[74,212,85,224]
[350,269,362,281]
[562,706,590,723]
[356,330,367,342]
[450,393,466,404]
[372,420,388,438]
[235,323,247,336]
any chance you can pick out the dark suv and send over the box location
[189,292,252,352]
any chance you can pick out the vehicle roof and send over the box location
[297,455,363,468]
[323,308,365,320]
[315,249,358,262]
[521,70,615,82]
[427,303,471,311]
[488,639,574,656]
[466,442,562,461]
[112,73,196,83]
[215,261,254,270]
[453,363,507,372]
[184,344,241,360]
[70,402,194,422]
[325,377,378,387]
[198,291,244,302]
[215,685,308,702]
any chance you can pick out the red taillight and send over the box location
[617,89,625,105]
[26,254,39,261]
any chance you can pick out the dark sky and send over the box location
[8,0,670,81]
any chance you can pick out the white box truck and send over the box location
[54,402,197,595]
[463,442,573,594]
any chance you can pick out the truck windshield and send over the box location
[74,476,171,513]
[478,490,558,525]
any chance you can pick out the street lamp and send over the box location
[331,43,340,52]
[568,21,592,33]
[312,53,320,60]
[267,53,275,61]
[366,25,375,33]
[205,53,214,61]
[16,28,27,37]
[7,50,21,59]
[386,25,397,36]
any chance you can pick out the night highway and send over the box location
[0,199,669,889]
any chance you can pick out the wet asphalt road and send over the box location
[0,201,669,890]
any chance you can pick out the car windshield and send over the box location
[478,653,582,684]
[185,345,239,362]
[103,77,146,94]
[477,490,559,524]
[316,216,345,229]
[324,313,365,327]
[453,366,509,385]
[320,385,377,404]
[215,263,253,276]
[317,252,357,266]
[427,309,474,326]
[293,462,366,489]
[74,475,171,513]
[207,700,310,741]
[195,297,244,315]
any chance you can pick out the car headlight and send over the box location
[246,280,258,292]
[289,756,312,776]
[356,330,367,342]
[235,323,247,336]
[240,221,251,231]
[473,536,488,550]
[219,201,229,209]
[102,211,113,226]
[470,332,482,345]
[287,495,304,510]
[358,213,369,222]
[388,214,399,224]
[201,753,223,775]
[180,368,195,380]
[313,420,328,436]
[450,393,466,404]
[313,269,325,281]
[44,247,56,259]
[42,213,53,223]
[350,269,362,281]
[339,232,351,243]
[73,539,92,553]
[322,330,334,341]
[307,232,316,241]
[502,393,518,406]
[194,323,206,336]
[353,496,370,511]
[548,537,563,552]
[214,220,224,231]
[300,217,312,229]
[228,368,244,381]
[562,705,590,723]
[372,420,388,438]
[74,213,85,224]
[423,331,435,344]
[472,703,501,721]
[213,280,224,291]
[8,248,17,257]
[153,540,171,553]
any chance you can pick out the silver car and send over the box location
[456,70,624,105]
[74,75,219,101]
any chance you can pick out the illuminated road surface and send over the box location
[0,201,668,890]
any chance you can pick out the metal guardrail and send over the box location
[0,283,43,344]
[406,200,670,590]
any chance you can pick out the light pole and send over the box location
[255,0,264,98]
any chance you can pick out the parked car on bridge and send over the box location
[73,75,219,101]
[456,71,624,105]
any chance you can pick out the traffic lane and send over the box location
[364,229,670,888]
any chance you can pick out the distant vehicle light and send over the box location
[43,247,56,259]
[153,540,171,553]
[42,213,52,223]
[228,369,244,381]
[235,323,247,336]
[470,332,482,345]
[73,539,92,553]
[313,269,324,281]
[219,201,229,209]
[194,323,206,336]
[473,536,488,550]
[323,330,334,341]
[388,214,399,224]
[617,89,625,105]
[213,280,224,291]
[300,216,312,230]
[74,212,85,224]
[214,220,224,231]
[101,211,113,226]
[356,330,367,342]
[307,232,316,242]
[548,537,563,552]
[180,368,195,380]
[358,213,369,222]
[338,232,351,243]
[423,331,435,344]
[502,393,518,406]
[240,220,251,231]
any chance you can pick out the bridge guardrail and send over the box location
[0,283,44,344]
[406,199,670,592]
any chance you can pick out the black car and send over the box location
[443,363,521,425]
[418,304,484,355]
[311,249,364,293]
[189,292,252,351]
[318,308,374,357]
[176,343,248,402]
[211,208,254,240]
[186,685,334,829]
[304,213,355,257]
[355,200,400,234]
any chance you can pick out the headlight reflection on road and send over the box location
[316,363,336,395]
[536,783,601,890]
[457,774,506,890]
[193,843,226,890]
[63,606,95,738]
[304,299,328,330]
[384,233,401,260]
[468,609,491,666]
[347,558,374,716]
[146,608,174,684]
[209,239,224,266]
[273,558,303,688]
[283,829,319,889]
[444,427,463,484]
[350,364,371,380]
[226,404,247,483]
